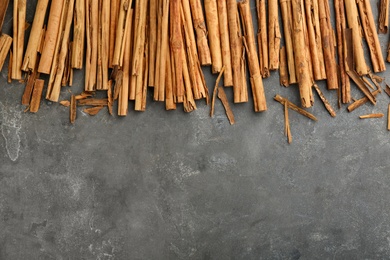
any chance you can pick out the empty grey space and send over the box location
[0,1,389,259]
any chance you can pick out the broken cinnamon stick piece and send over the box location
[12,0,26,80]
[0,34,12,71]
[359,113,384,119]
[274,95,318,121]
[70,94,76,123]
[83,106,104,116]
[279,46,289,87]
[347,89,380,112]
[284,101,292,144]
[205,0,222,73]
[60,100,70,107]
[71,0,85,69]
[385,85,390,97]
[0,0,9,32]
[217,86,235,125]
[211,66,225,117]
[347,70,376,105]
[313,84,336,117]
[29,79,45,113]
[78,98,108,106]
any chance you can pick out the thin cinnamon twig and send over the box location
[347,70,376,105]
[347,89,380,112]
[359,113,384,119]
[83,106,104,116]
[70,94,76,123]
[210,66,225,117]
[284,102,292,144]
[313,84,336,117]
[0,34,12,71]
[217,86,235,125]
[274,95,318,121]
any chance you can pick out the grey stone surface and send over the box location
[0,1,390,259]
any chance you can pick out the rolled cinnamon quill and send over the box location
[205,0,222,73]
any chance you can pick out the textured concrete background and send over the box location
[1,1,390,259]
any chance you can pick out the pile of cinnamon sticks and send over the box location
[0,0,389,133]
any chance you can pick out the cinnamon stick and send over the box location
[359,113,384,119]
[85,0,98,91]
[29,79,45,113]
[189,0,212,65]
[217,0,233,86]
[71,0,85,69]
[0,0,9,32]
[313,84,336,117]
[112,0,132,67]
[256,0,269,78]
[344,0,369,75]
[268,0,281,70]
[217,86,235,125]
[83,106,104,115]
[211,66,225,117]
[239,0,267,112]
[385,85,390,97]
[22,0,49,72]
[38,0,65,74]
[12,0,26,80]
[279,46,289,87]
[182,48,197,112]
[334,0,350,103]
[22,54,40,105]
[205,0,222,73]
[109,0,120,68]
[291,0,313,107]
[274,95,318,121]
[279,0,296,84]
[148,0,157,86]
[347,89,380,112]
[97,0,110,90]
[165,49,176,110]
[357,0,386,73]
[284,102,292,144]
[0,34,12,71]
[379,0,389,34]
[318,0,338,90]
[227,0,247,103]
[70,94,76,123]
[347,70,376,105]
[78,98,108,106]
[305,0,326,81]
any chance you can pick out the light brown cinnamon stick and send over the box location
[239,0,267,112]
[279,0,296,84]
[22,54,40,105]
[347,89,380,112]
[22,0,49,72]
[38,0,65,74]
[70,94,76,123]
[12,0,26,80]
[112,0,132,67]
[85,0,98,91]
[227,0,247,103]
[217,0,233,86]
[274,94,318,121]
[284,102,292,143]
[291,0,313,107]
[256,0,269,78]
[205,0,222,73]
[165,49,176,110]
[217,86,235,125]
[359,113,384,119]
[171,1,184,103]
[211,66,225,117]
[318,0,338,90]
[0,34,12,71]
[83,106,104,115]
[97,0,110,90]
[71,0,85,69]
[379,0,389,34]
[29,79,45,113]
[268,0,281,70]
[189,0,212,65]
[279,46,289,87]
[357,0,386,73]
[0,0,9,32]
[347,70,376,105]
[148,0,157,86]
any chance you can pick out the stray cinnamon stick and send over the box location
[83,106,104,116]
[189,0,212,65]
[12,0,26,80]
[29,79,45,113]
[70,94,76,123]
[274,95,318,121]
[268,0,280,70]
[205,0,222,73]
[279,46,289,87]
[379,0,389,34]
[357,0,386,73]
[38,0,65,74]
[284,102,292,144]
[239,0,267,112]
[217,0,233,86]
[227,0,247,103]
[217,86,235,125]
[359,113,384,119]
[72,0,85,69]
[22,0,49,72]
[291,0,313,107]
[347,70,376,105]
[347,89,380,112]
[60,100,70,107]
[344,0,369,75]
[0,34,12,71]
[313,84,336,117]
[0,0,9,32]
[211,66,225,117]
[256,0,269,78]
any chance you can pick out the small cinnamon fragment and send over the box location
[274,95,317,121]
[83,106,104,116]
[313,84,336,117]
[217,86,235,125]
[0,0,10,32]
[60,100,70,107]
[279,46,289,87]
[70,94,76,123]
[347,70,376,105]
[29,79,45,113]
[0,34,12,71]
[359,113,384,119]
[78,98,108,106]
[284,102,292,144]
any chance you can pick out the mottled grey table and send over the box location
[0,1,390,259]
